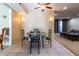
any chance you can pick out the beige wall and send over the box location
[11,9,55,46]
[12,10,22,46]
[24,9,54,36]
[12,9,55,46]
[46,11,54,32]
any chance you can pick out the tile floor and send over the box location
[55,33,79,56]
[0,40,74,56]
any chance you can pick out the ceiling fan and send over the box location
[35,3,53,12]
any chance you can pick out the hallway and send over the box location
[0,40,74,56]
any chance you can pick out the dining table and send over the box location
[26,31,46,48]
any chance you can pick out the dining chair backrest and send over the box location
[34,28,38,31]
[29,31,34,38]
[21,29,24,35]
[36,31,40,36]
[30,31,40,41]
[30,31,34,35]
[21,29,25,39]
[48,29,52,38]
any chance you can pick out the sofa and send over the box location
[60,30,79,41]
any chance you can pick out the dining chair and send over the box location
[46,29,52,47]
[29,31,40,54]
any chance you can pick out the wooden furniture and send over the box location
[46,29,52,47]
[0,36,3,49]
[29,31,40,54]
[0,28,5,49]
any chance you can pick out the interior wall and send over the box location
[0,4,10,33]
[0,4,12,46]
[12,10,22,46]
[67,18,79,31]
[24,9,54,35]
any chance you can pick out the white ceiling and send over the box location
[6,3,26,15]
[21,3,79,19]
[53,3,79,19]
[6,3,79,19]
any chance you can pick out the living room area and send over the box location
[55,18,79,56]
[54,4,79,55]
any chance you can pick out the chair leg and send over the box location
[38,40,40,54]
[48,38,50,44]
[50,39,52,47]
[30,41,32,54]
[42,39,44,47]
[1,42,3,50]
[48,40,50,44]
[21,40,23,47]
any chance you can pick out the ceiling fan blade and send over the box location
[37,3,42,5]
[46,6,52,9]
[45,3,50,5]
[35,7,40,9]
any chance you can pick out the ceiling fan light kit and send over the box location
[35,3,53,12]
